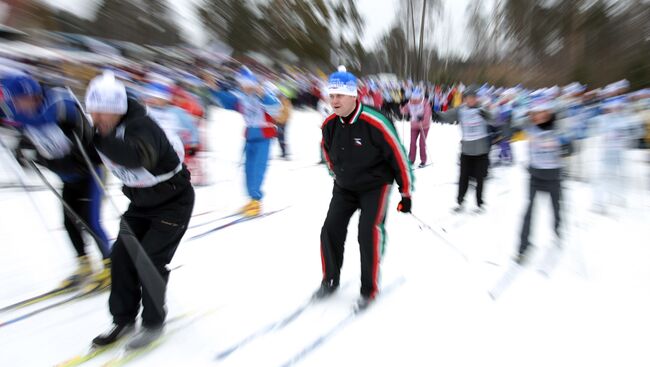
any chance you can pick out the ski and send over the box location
[214,281,351,362]
[54,309,209,367]
[536,243,564,278]
[0,278,110,329]
[410,213,468,261]
[277,277,406,367]
[487,260,523,300]
[487,244,563,300]
[0,283,79,313]
[190,206,291,241]
[187,210,244,230]
[100,308,219,367]
[55,341,125,367]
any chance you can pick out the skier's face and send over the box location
[91,112,122,136]
[146,96,168,107]
[530,110,552,124]
[13,95,40,116]
[329,94,357,117]
[242,84,261,96]
[465,95,478,108]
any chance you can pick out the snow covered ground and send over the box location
[0,108,649,367]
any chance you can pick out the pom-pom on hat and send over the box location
[327,66,357,97]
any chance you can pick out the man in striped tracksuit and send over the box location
[316,66,414,311]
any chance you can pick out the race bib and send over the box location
[24,123,72,160]
[530,132,561,169]
[459,108,488,141]
[409,103,424,120]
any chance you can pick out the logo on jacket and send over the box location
[354,138,362,146]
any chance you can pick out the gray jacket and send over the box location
[436,106,494,156]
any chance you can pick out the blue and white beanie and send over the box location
[142,82,172,101]
[529,97,556,113]
[327,66,357,97]
[601,96,627,111]
[85,71,128,115]
[562,82,586,96]
[603,79,630,96]
[410,87,423,100]
[0,74,42,99]
[237,66,258,88]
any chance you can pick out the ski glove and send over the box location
[397,196,411,213]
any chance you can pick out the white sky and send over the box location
[35,0,475,57]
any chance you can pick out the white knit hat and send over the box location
[85,71,128,114]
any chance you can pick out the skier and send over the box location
[265,81,292,159]
[434,86,494,213]
[317,91,334,165]
[513,99,572,264]
[212,66,281,216]
[316,66,414,311]
[400,88,432,167]
[493,90,516,166]
[141,82,197,162]
[590,96,644,213]
[86,72,195,349]
[0,73,111,287]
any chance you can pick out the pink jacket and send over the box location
[401,100,432,128]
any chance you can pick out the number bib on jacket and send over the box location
[459,107,488,141]
[23,123,72,159]
[97,125,182,188]
[529,130,562,169]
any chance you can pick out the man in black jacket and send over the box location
[85,72,194,349]
[316,67,414,311]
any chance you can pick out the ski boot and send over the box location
[86,258,111,292]
[312,279,338,300]
[126,326,164,350]
[242,200,261,217]
[93,323,135,346]
[354,295,374,313]
[60,255,92,288]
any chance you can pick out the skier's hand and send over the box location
[397,196,411,213]
[186,146,198,157]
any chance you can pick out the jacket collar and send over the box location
[338,102,362,125]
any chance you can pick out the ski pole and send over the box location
[409,212,469,262]
[0,136,57,233]
[0,102,58,232]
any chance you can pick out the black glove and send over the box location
[60,106,93,146]
[397,196,412,213]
